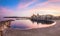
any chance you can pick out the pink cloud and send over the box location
[48,0,60,2]
[0,7,14,16]
[0,0,60,16]
[17,0,36,9]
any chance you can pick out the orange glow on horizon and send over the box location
[30,7,60,16]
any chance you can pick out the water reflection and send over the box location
[10,20,56,30]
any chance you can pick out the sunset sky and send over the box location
[0,0,60,17]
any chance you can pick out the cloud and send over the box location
[0,6,33,17]
[17,2,34,9]
[0,0,60,17]
[17,0,48,9]
[17,0,60,9]
[0,7,14,16]
[48,0,60,2]
[17,0,36,9]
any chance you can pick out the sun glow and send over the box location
[32,9,60,16]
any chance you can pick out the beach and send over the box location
[2,20,60,36]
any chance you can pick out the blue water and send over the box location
[10,20,32,30]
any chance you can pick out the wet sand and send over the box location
[3,20,60,36]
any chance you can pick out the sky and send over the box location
[0,0,60,17]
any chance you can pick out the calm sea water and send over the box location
[10,19,56,30]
